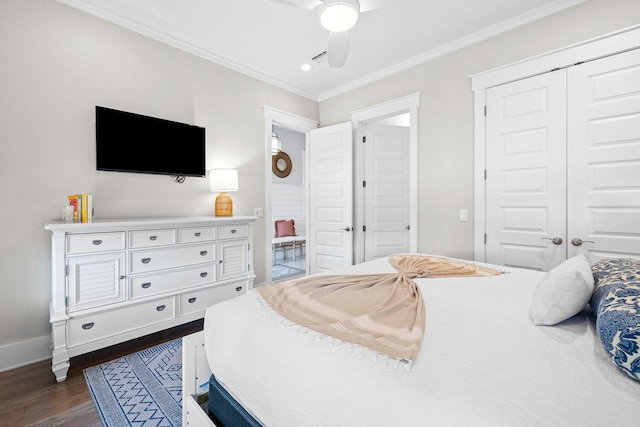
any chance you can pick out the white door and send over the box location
[364,123,410,261]
[567,48,640,262]
[485,70,567,271]
[309,122,353,273]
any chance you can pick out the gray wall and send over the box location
[0,0,317,361]
[319,0,640,261]
[271,125,305,185]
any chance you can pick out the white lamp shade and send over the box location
[319,0,359,33]
[209,169,239,192]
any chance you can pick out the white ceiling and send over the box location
[57,0,585,101]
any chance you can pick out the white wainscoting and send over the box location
[272,184,306,263]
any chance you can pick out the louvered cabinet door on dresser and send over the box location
[45,216,256,382]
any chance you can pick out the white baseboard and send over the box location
[0,335,51,372]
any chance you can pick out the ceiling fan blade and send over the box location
[358,0,399,12]
[328,31,350,68]
[269,0,325,11]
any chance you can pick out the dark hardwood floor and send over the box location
[0,320,203,427]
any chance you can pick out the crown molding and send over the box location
[57,0,586,103]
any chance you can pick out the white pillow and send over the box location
[529,255,595,326]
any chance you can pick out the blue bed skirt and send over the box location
[208,374,261,427]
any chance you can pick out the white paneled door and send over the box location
[309,122,353,273]
[485,48,640,271]
[567,48,640,262]
[485,70,567,271]
[364,123,410,261]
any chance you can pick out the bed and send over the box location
[182,254,640,426]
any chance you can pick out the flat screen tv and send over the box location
[96,106,206,177]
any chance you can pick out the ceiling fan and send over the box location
[270,0,392,68]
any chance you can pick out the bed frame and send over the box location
[182,331,217,427]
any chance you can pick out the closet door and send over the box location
[485,71,567,271]
[567,48,640,262]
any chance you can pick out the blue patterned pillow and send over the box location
[590,258,640,382]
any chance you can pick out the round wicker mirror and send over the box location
[272,151,292,178]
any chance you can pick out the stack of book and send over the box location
[67,194,93,223]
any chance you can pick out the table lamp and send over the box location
[209,169,238,216]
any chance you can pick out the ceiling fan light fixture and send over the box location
[319,0,359,32]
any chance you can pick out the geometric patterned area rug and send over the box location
[272,264,305,282]
[84,338,182,427]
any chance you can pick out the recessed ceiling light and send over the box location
[301,63,313,71]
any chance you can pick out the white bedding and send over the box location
[203,257,640,426]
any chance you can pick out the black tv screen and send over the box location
[96,106,206,177]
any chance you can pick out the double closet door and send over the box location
[485,48,640,271]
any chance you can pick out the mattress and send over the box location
[203,257,640,426]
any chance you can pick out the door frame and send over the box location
[263,106,318,284]
[351,92,420,265]
[471,24,640,262]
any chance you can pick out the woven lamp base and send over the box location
[215,192,233,216]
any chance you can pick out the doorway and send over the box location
[263,93,419,282]
[271,125,307,282]
[362,114,411,262]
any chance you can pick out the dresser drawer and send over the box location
[178,226,216,243]
[129,229,176,248]
[67,296,175,348]
[179,281,248,317]
[130,243,215,274]
[218,224,248,240]
[130,264,216,299]
[66,232,126,254]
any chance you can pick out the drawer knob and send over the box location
[219,260,223,264]
[188,297,197,303]
[92,240,102,245]
[235,286,242,292]
[119,275,125,280]
[195,232,201,237]
[231,229,237,234]
[200,250,208,256]
[149,235,158,241]
[141,258,151,264]
[141,282,151,289]
[200,272,208,278]
[82,322,94,330]
[156,305,165,311]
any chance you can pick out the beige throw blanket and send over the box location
[258,254,503,361]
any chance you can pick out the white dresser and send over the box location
[45,216,256,382]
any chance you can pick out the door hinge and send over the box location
[484,105,487,116]
[363,225,367,232]
[484,233,487,244]
[248,243,250,251]
[362,136,366,143]
[484,169,487,180]
[362,180,366,188]
[64,265,69,276]
[65,296,68,306]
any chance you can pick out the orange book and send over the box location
[67,195,78,223]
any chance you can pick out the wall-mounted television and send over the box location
[95,106,206,177]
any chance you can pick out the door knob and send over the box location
[339,227,352,232]
[542,237,563,245]
[571,238,595,246]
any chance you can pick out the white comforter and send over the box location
[204,257,640,426]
